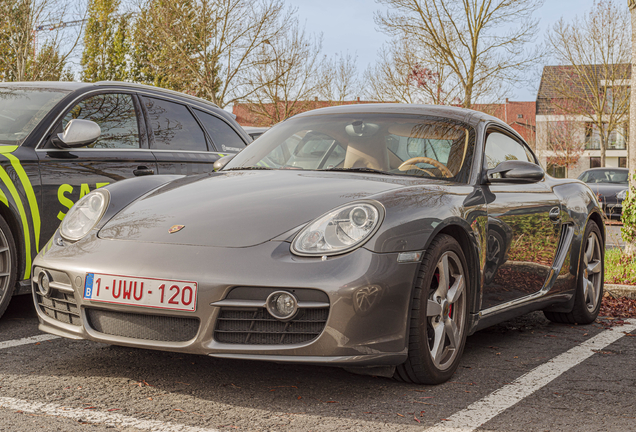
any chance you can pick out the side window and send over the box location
[62,93,140,149]
[484,132,534,170]
[194,109,246,152]
[142,97,207,151]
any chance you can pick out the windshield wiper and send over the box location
[320,167,395,175]
[225,166,274,171]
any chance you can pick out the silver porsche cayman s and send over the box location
[33,104,605,384]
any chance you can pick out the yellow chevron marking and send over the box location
[0,146,18,154]
[0,167,31,279]
[4,153,41,252]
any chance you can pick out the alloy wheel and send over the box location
[426,251,467,370]
[582,231,602,312]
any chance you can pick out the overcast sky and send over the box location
[286,0,622,101]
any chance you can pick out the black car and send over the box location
[577,167,628,218]
[0,81,250,319]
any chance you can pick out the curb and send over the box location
[604,283,636,300]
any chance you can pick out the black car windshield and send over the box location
[578,169,628,184]
[225,113,475,182]
[0,87,70,145]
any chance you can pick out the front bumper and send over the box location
[600,197,623,217]
[33,233,420,366]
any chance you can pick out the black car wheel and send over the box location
[0,215,17,319]
[544,221,603,324]
[395,234,469,384]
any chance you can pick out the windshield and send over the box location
[225,113,475,182]
[0,87,70,145]
[578,169,628,184]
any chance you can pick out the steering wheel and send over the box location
[398,157,453,178]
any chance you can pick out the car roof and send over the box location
[94,81,219,109]
[581,167,628,172]
[0,81,220,109]
[0,81,90,91]
[291,103,504,125]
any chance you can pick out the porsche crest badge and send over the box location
[169,225,185,234]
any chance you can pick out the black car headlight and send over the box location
[60,189,110,241]
[291,201,384,256]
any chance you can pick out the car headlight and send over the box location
[60,189,110,241]
[291,201,384,256]
[616,189,628,200]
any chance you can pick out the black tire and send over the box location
[543,221,603,325]
[0,215,17,320]
[395,234,469,385]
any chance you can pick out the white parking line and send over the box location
[424,323,636,432]
[0,396,219,432]
[0,334,60,350]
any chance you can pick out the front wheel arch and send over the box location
[0,204,24,284]
[436,224,481,317]
[395,233,470,384]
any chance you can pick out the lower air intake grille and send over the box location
[214,308,328,345]
[86,309,199,342]
[36,291,80,326]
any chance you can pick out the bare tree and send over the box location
[240,24,324,125]
[374,0,544,108]
[319,52,361,104]
[546,0,631,167]
[0,0,81,82]
[364,38,461,104]
[131,0,294,108]
[546,108,585,176]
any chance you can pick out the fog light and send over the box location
[38,270,52,297]
[266,291,298,321]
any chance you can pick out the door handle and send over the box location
[549,206,560,222]
[133,166,155,176]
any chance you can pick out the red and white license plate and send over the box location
[83,273,197,312]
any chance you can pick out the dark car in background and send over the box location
[242,126,269,141]
[0,81,250,319]
[34,104,605,385]
[577,167,628,218]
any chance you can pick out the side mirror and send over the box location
[213,154,236,171]
[486,160,545,183]
[52,119,101,148]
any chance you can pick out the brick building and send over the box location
[472,100,536,149]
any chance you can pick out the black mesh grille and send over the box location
[214,308,328,345]
[86,309,199,342]
[36,289,81,326]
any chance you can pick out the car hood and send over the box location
[99,170,416,247]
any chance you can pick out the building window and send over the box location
[517,114,523,119]
[608,126,627,150]
[585,123,627,150]
[585,123,600,150]
[547,163,566,178]
[590,157,601,168]
[619,157,627,168]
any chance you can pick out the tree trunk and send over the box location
[630,1,636,184]
[600,134,607,167]
[627,0,636,254]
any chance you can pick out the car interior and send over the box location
[257,117,473,180]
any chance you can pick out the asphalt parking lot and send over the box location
[0,295,634,432]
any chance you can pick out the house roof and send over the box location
[536,64,631,115]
